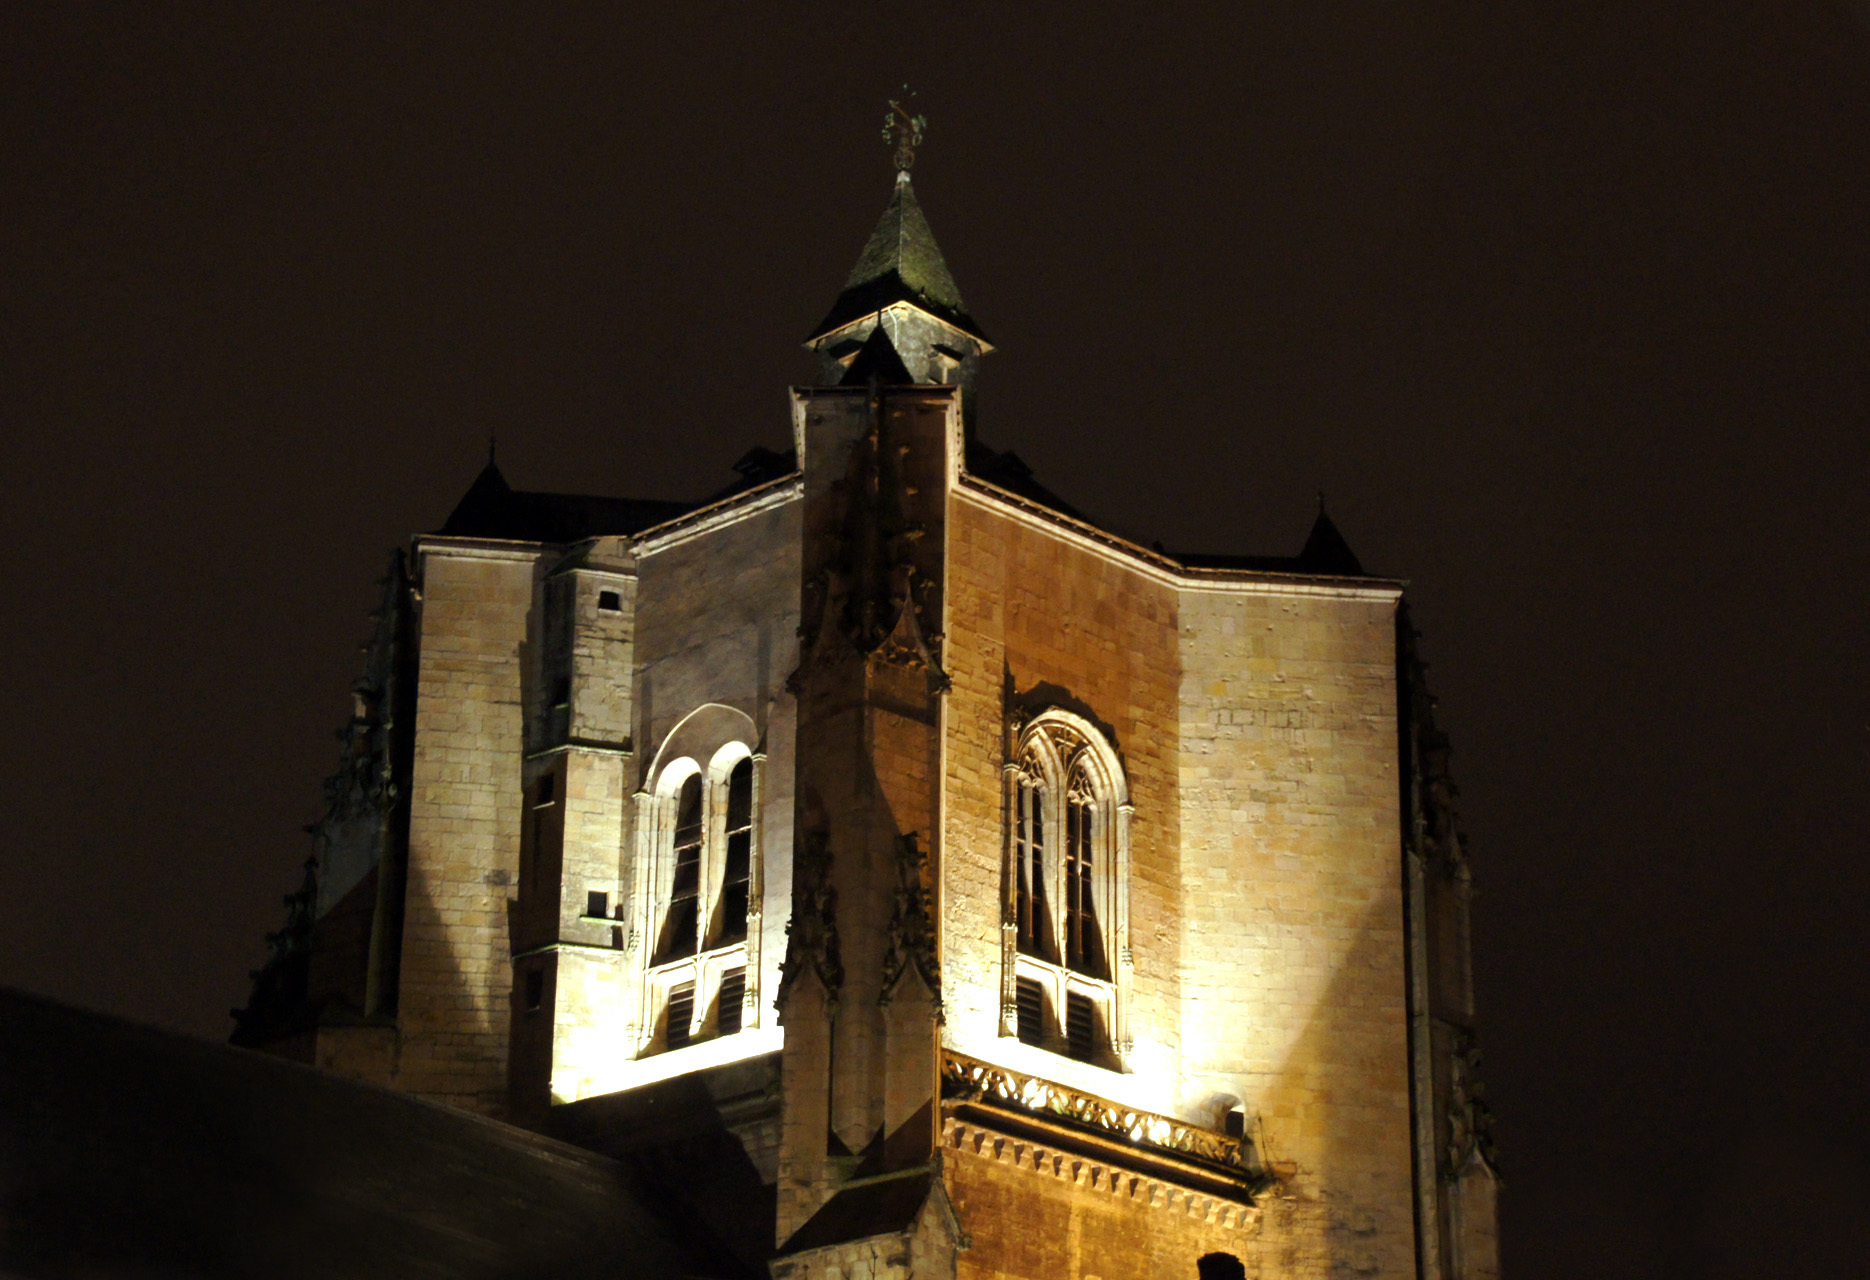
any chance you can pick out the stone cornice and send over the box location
[630,474,802,556]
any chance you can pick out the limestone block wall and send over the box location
[1176,586,1413,1277]
[534,749,630,1105]
[940,490,1184,1114]
[634,500,800,759]
[544,555,636,950]
[398,542,540,1115]
[566,552,637,749]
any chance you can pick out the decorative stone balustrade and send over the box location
[940,1052,1254,1174]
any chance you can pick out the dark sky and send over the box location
[4,4,1867,1276]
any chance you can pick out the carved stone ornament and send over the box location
[319,552,410,830]
[941,1053,1267,1185]
[1444,1029,1500,1179]
[790,400,946,690]
[777,830,843,1011]
[879,832,942,1016]
[1400,605,1470,879]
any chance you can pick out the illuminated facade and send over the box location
[238,167,1499,1279]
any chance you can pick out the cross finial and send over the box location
[882,87,926,175]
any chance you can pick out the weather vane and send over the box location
[882,87,926,173]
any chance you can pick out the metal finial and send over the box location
[489,432,498,467]
[882,87,926,174]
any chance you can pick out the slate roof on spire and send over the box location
[808,174,989,345]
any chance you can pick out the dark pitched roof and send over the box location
[1174,507,1371,578]
[438,460,699,543]
[778,1169,935,1255]
[808,174,988,345]
[1296,507,1365,576]
[0,987,729,1279]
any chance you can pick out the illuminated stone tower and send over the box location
[237,139,1499,1280]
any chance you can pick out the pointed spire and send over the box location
[807,173,988,346]
[439,450,515,537]
[1298,502,1366,576]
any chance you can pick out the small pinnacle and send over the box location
[488,433,498,467]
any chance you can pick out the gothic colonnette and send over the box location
[236,140,1499,1280]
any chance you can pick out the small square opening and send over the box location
[585,890,608,919]
[598,590,622,612]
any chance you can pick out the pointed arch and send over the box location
[1001,707,1132,1069]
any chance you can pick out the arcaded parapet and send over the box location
[397,542,540,1115]
[1177,585,1415,1276]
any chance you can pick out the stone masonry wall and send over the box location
[946,1130,1256,1280]
[1176,587,1413,1278]
[397,544,539,1115]
[940,484,1416,1277]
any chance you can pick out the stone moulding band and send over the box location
[939,1051,1257,1180]
[952,474,1403,601]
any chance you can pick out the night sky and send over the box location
[4,5,1867,1276]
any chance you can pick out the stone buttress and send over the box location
[772,368,964,1273]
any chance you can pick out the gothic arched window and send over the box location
[1002,709,1131,1068]
[634,713,764,1058]
[654,773,705,963]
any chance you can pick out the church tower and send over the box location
[237,120,1499,1280]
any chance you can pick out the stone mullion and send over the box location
[701,771,728,954]
[744,751,766,1030]
[999,760,1021,1039]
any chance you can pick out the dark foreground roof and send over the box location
[0,988,727,1279]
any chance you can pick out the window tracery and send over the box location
[1001,709,1131,1069]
